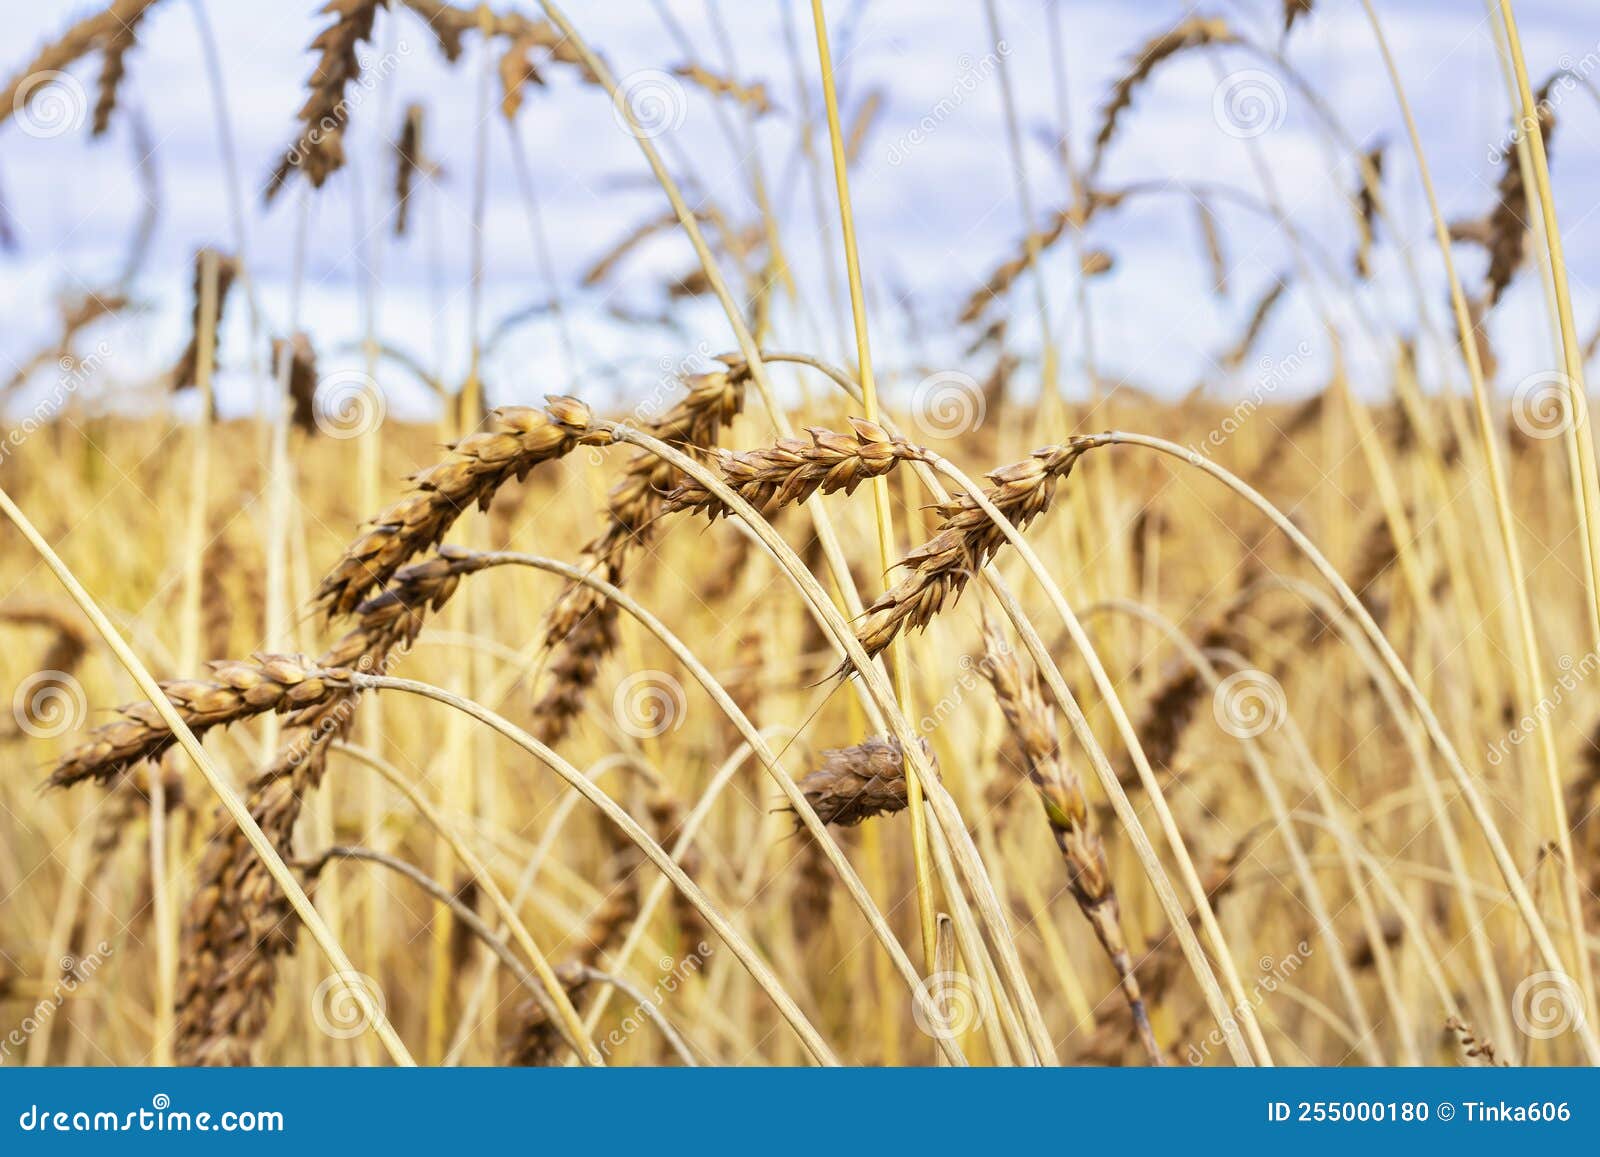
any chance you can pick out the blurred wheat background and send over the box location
[3,0,1600,1068]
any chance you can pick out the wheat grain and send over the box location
[853,444,1089,661]
[532,364,748,744]
[0,0,163,137]
[1221,275,1291,370]
[665,417,919,521]
[314,395,608,617]
[1449,79,1557,307]
[393,102,428,235]
[92,0,162,136]
[170,247,238,398]
[978,613,1162,1064]
[673,62,773,115]
[265,0,387,201]
[1353,142,1384,279]
[787,737,925,828]
[275,332,319,435]
[1088,15,1236,179]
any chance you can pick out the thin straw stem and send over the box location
[351,672,841,1066]
[808,0,938,972]
[0,484,415,1066]
[1081,428,1600,1064]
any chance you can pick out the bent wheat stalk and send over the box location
[526,0,872,641]
[1363,0,1597,1026]
[1495,0,1600,1013]
[301,843,702,1066]
[1078,428,1600,1064]
[430,550,969,1064]
[578,736,776,1041]
[328,733,599,1062]
[525,18,929,980]
[978,612,1164,1065]
[350,671,841,1066]
[1238,574,1514,1049]
[723,352,1252,1062]
[615,424,1057,1063]
[0,484,414,1065]
[1083,599,1383,1065]
[913,448,1273,1066]
[673,421,1261,1061]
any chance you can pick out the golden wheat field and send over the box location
[4,0,1600,1072]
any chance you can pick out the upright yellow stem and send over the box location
[1495,0,1598,1018]
[261,193,309,755]
[983,0,1058,412]
[160,249,220,1065]
[0,488,414,1066]
[429,7,496,1061]
[809,0,938,971]
[1361,0,1571,981]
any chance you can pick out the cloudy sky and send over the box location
[1,0,1597,419]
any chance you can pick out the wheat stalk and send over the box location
[0,0,163,138]
[978,613,1162,1064]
